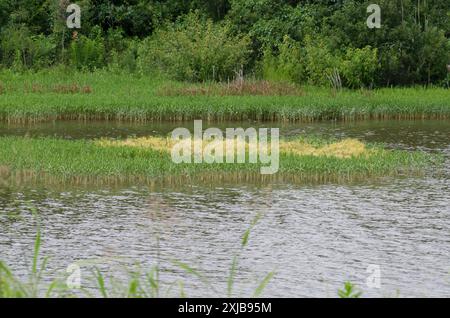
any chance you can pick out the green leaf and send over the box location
[253,271,275,298]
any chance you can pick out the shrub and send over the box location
[261,35,379,88]
[377,24,450,86]
[261,35,305,83]
[340,46,379,88]
[69,27,105,70]
[137,12,251,82]
[416,27,450,85]
[106,30,139,74]
[263,35,336,86]
[0,25,56,69]
[303,36,337,86]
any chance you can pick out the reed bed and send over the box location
[0,70,449,123]
[0,136,438,186]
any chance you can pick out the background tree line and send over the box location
[0,0,449,87]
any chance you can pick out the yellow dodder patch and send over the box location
[95,137,370,159]
[280,138,368,158]
[96,137,172,151]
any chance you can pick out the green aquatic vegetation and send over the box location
[0,136,439,185]
[338,282,363,298]
[0,70,449,123]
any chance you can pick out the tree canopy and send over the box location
[0,0,449,86]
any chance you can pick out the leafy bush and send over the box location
[340,46,379,88]
[108,46,138,74]
[226,0,313,51]
[303,36,337,86]
[137,12,251,82]
[261,35,305,83]
[415,27,450,85]
[0,25,56,70]
[105,29,139,73]
[263,35,337,86]
[261,35,379,88]
[69,28,105,70]
[374,23,450,86]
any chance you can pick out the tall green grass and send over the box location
[0,69,449,123]
[0,136,438,185]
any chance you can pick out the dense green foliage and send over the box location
[137,12,251,81]
[0,135,437,185]
[0,1,449,87]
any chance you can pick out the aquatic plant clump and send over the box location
[0,136,438,185]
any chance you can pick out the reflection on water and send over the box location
[0,120,449,297]
[0,119,448,150]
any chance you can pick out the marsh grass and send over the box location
[0,136,438,186]
[0,69,449,123]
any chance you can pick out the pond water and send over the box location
[0,120,449,297]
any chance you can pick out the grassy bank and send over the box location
[0,70,449,123]
[0,135,437,185]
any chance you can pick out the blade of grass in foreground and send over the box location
[2,208,382,298]
[253,271,276,298]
